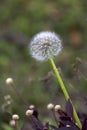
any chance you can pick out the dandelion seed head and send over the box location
[29,31,62,61]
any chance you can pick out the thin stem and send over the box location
[50,58,70,100]
[13,121,18,130]
[52,110,59,127]
[13,126,17,130]
[11,83,28,106]
[50,58,82,129]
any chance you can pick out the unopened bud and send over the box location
[12,114,19,120]
[7,100,12,105]
[47,103,54,110]
[55,105,61,111]
[4,95,11,101]
[26,109,33,116]
[9,120,16,127]
[66,125,70,127]
[29,105,35,109]
[6,78,13,85]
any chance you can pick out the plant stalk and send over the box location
[50,58,82,129]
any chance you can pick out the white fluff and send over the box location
[29,31,62,61]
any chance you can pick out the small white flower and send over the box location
[4,95,11,101]
[29,105,35,109]
[47,103,54,110]
[25,109,33,116]
[66,125,70,127]
[12,114,19,120]
[6,78,13,85]
[9,120,16,127]
[54,105,61,111]
[29,31,62,61]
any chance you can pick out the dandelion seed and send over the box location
[29,31,62,61]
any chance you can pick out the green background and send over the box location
[0,0,87,129]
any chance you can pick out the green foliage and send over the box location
[1,124,13,130]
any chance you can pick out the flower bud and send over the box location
[54,105,61,111]
[29,105,35,109]
[66,125,70,127]
[9,120,16,127]
[4,95,11,101]
[7,100,12,105]
[26,109,33,116]
[6,78,13,85]
[12,114,19,120]
[47,103,54,110]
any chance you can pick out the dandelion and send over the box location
[29,31,82,129]
[30,31,62,61]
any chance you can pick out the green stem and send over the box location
[50,58,82,129]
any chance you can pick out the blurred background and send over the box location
[0,0,87,129]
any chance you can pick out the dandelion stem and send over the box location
[50,58,82,129]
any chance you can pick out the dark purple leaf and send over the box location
[33,108,39,119]
[82,117,87,130]
[59,116,72,121]
[59,116,79,129]
[66,99,73,120]
[56,126,79,130]
[32,116,43,130]
[57,109,67,116]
